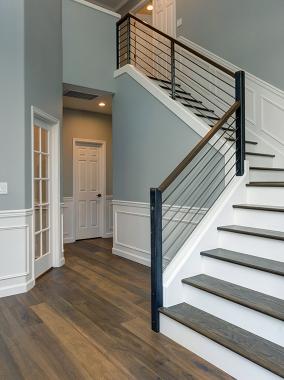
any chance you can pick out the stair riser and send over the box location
[246,155,274,167]
[182,285,284,346]
[218,230,284,262]
[203,257,284,299]
[234,209,284,231]
[247,187,284,206]
[249,170,284,182]
[160,315,282,380]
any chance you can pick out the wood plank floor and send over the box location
[0,238,234,380]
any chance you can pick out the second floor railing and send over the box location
[116,14,245,333]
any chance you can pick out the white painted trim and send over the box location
[31,107,63,277]
[62,197,76,243]
[103,195,113,238]
[73,138,107,240]
[70,0,121,18]
[0,209,33,218]
[0,279,35,299]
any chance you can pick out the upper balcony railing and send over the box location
[116,14,245,333]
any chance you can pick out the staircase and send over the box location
[117,14,284,379]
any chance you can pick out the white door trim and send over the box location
[31,106,62,280]
[73,138,107,240]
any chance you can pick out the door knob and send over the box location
[97,193,102,198]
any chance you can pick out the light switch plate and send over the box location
[177,18,182,27]
[0,182,8,195]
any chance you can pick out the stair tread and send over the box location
[217,224,284,241]
[250,166,284,171]
[233,204,284,212]
[159,303,284,378]
[201,248,284,276]
[226,137,257,145]
[159,85,185,93]
[182,274,284,321]
[148,76,181,87]
[246,152,275,157]
[174,95,202,104]
[181,103,215,113]
[247,181,284,187]
[196,114,219,121]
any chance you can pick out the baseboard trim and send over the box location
[112,247,150,267]
[0,278,35,299]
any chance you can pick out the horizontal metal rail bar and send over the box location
[117,14,236,78]
[158,101,240,192]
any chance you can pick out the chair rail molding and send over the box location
[0,208,34,298]
[178,35,284,166]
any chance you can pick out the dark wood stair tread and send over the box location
[181,103,215,113]
[201,248,284,276]
[159,85,185,93]
[148,76,181,87]
[196,114,219,121]
[226,137,257,145]
[250,166,284,171]
[174,95,202,104]
[217,225,284,241]
[182,274,284,321]
[247,181,284,187]
[233,204,284,212]
[246,152,275,158]
[159,303,284,377]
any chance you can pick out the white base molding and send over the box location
[103,195,113,238]
[0,209,34,298]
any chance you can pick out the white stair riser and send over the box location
[247,187,284,206]
[245,155,274,167]
[249,170,284,182]
[234,208,284,231]
[160,315,282,380]
[218,230,284,262]
[203,257,284,299]
[182,285,284,346]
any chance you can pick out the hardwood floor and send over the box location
[0,238,234,380]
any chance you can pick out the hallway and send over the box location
[0,239,232,379]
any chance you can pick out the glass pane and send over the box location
[34,180,40,205]
[42,230,49,255]
[42,205,49,230]
[34,126,40,151]
[35,233,41,259]
[42,180,49,204]
[35,206,41,233]
[41,129,48,153]
[42,154,48,178]
[34,152,40,178]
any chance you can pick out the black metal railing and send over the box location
[117,14,245,333]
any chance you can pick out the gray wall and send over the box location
[0,0,62,211]
[63,0,118,93]
[113,73,203,203]
[25,0,63,208]
[177,0,284,90]
[0,1,26,210]
[63,109,112,197]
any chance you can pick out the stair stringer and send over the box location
[162,161,249,307]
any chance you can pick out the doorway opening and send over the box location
[62,84,113,244]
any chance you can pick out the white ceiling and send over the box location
[85,0,129,11]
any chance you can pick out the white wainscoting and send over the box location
[0,209,34,298]
[104,195,113,238]
[63,197,75,244]
[178,36,284,166]
[112,200,208,267]
[63,196,113,243]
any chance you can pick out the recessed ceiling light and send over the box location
[98,102,106,107]
[147,4,153,11]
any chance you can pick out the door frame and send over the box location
[31,106,61,279]
[73,138,107,241]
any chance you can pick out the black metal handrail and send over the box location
[116,14,246,333]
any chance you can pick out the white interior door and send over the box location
[34,123,52,278]
[153,0,176,37]
[75,142,104,240]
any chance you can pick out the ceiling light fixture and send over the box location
[98,102,106,107]
[147,4,153,11]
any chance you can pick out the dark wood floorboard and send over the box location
[0,238,234,380]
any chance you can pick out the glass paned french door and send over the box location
[34,124,51,275]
